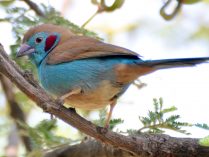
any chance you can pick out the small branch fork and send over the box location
[0,44,208,156]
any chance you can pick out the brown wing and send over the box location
[46,36,140,64]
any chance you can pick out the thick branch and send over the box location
[0,74,32,152]
[45,135,209,157]
[45,139,135,157]
[0,44,208,156]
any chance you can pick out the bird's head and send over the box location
[17,24,75,66]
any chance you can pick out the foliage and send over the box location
[18,119,70,149]
[126,98,209,139]
[0,0,209,156]
[199,135,209,146]
[18,119,73,156]
[181,0,202,4]
[0,0,15,7]
[195,123,209,130]
[138,98,192,134]
[128,98,192,135]
[94,108,124,130]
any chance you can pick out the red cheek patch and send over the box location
[45,35,57,52]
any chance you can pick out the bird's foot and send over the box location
[55,97,64,107]
[96,126,108,134]
[39,102,55,119]
[103,101,116,130]
[68,107,76,113]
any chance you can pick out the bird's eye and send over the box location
[35,37,43,44]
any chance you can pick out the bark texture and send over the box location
[44,136,209,157]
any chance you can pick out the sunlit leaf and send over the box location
[0,0,15,7]
[199,135,209,147]
[195,123,209,130]
[181,0,202,4]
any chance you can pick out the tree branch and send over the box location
[44,139,136,157]
[0,44,208,156]
[22,0,46,17]
[45,135,209,157]
[0,74,32,152]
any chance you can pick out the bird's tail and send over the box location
[115,57,209,84]
[138,57,209,70]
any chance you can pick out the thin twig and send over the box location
[22,0,46,17]
[82,10,99,28]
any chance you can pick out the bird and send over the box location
[17,24,209,128]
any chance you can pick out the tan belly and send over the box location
[65,81,120,110]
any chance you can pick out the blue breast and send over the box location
[38,57,140,97]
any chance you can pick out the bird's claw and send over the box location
[55,97,64,106]
[96,126,108,134]
[68,107,76,113]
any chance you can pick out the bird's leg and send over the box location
[104,101,117,128]
[62,88,82,100]
[56,88,81,106]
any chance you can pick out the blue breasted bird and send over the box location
[17,24,209,127]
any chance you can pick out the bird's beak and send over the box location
[16,43,35,57]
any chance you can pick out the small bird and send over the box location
[17,24,209,128]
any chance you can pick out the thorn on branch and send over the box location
[39,102,51,113]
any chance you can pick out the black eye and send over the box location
[35,37,43,44]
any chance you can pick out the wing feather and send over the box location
[46,36,140,64]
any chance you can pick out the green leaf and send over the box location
[126,129,139,135]
[139,116,152,126]
[18,119,70,149]
[138,98,191,135]
[109,118,124,130]
[149,127,164,134]
[180,0,202,4]
[199,135,209,147]
[27,149,43,157]
[165,115,180,123]
[0,0,15,7]
[91,0,99,5]
[161,106,177,114]
[153,98,159,112]
[195,123,209,130]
